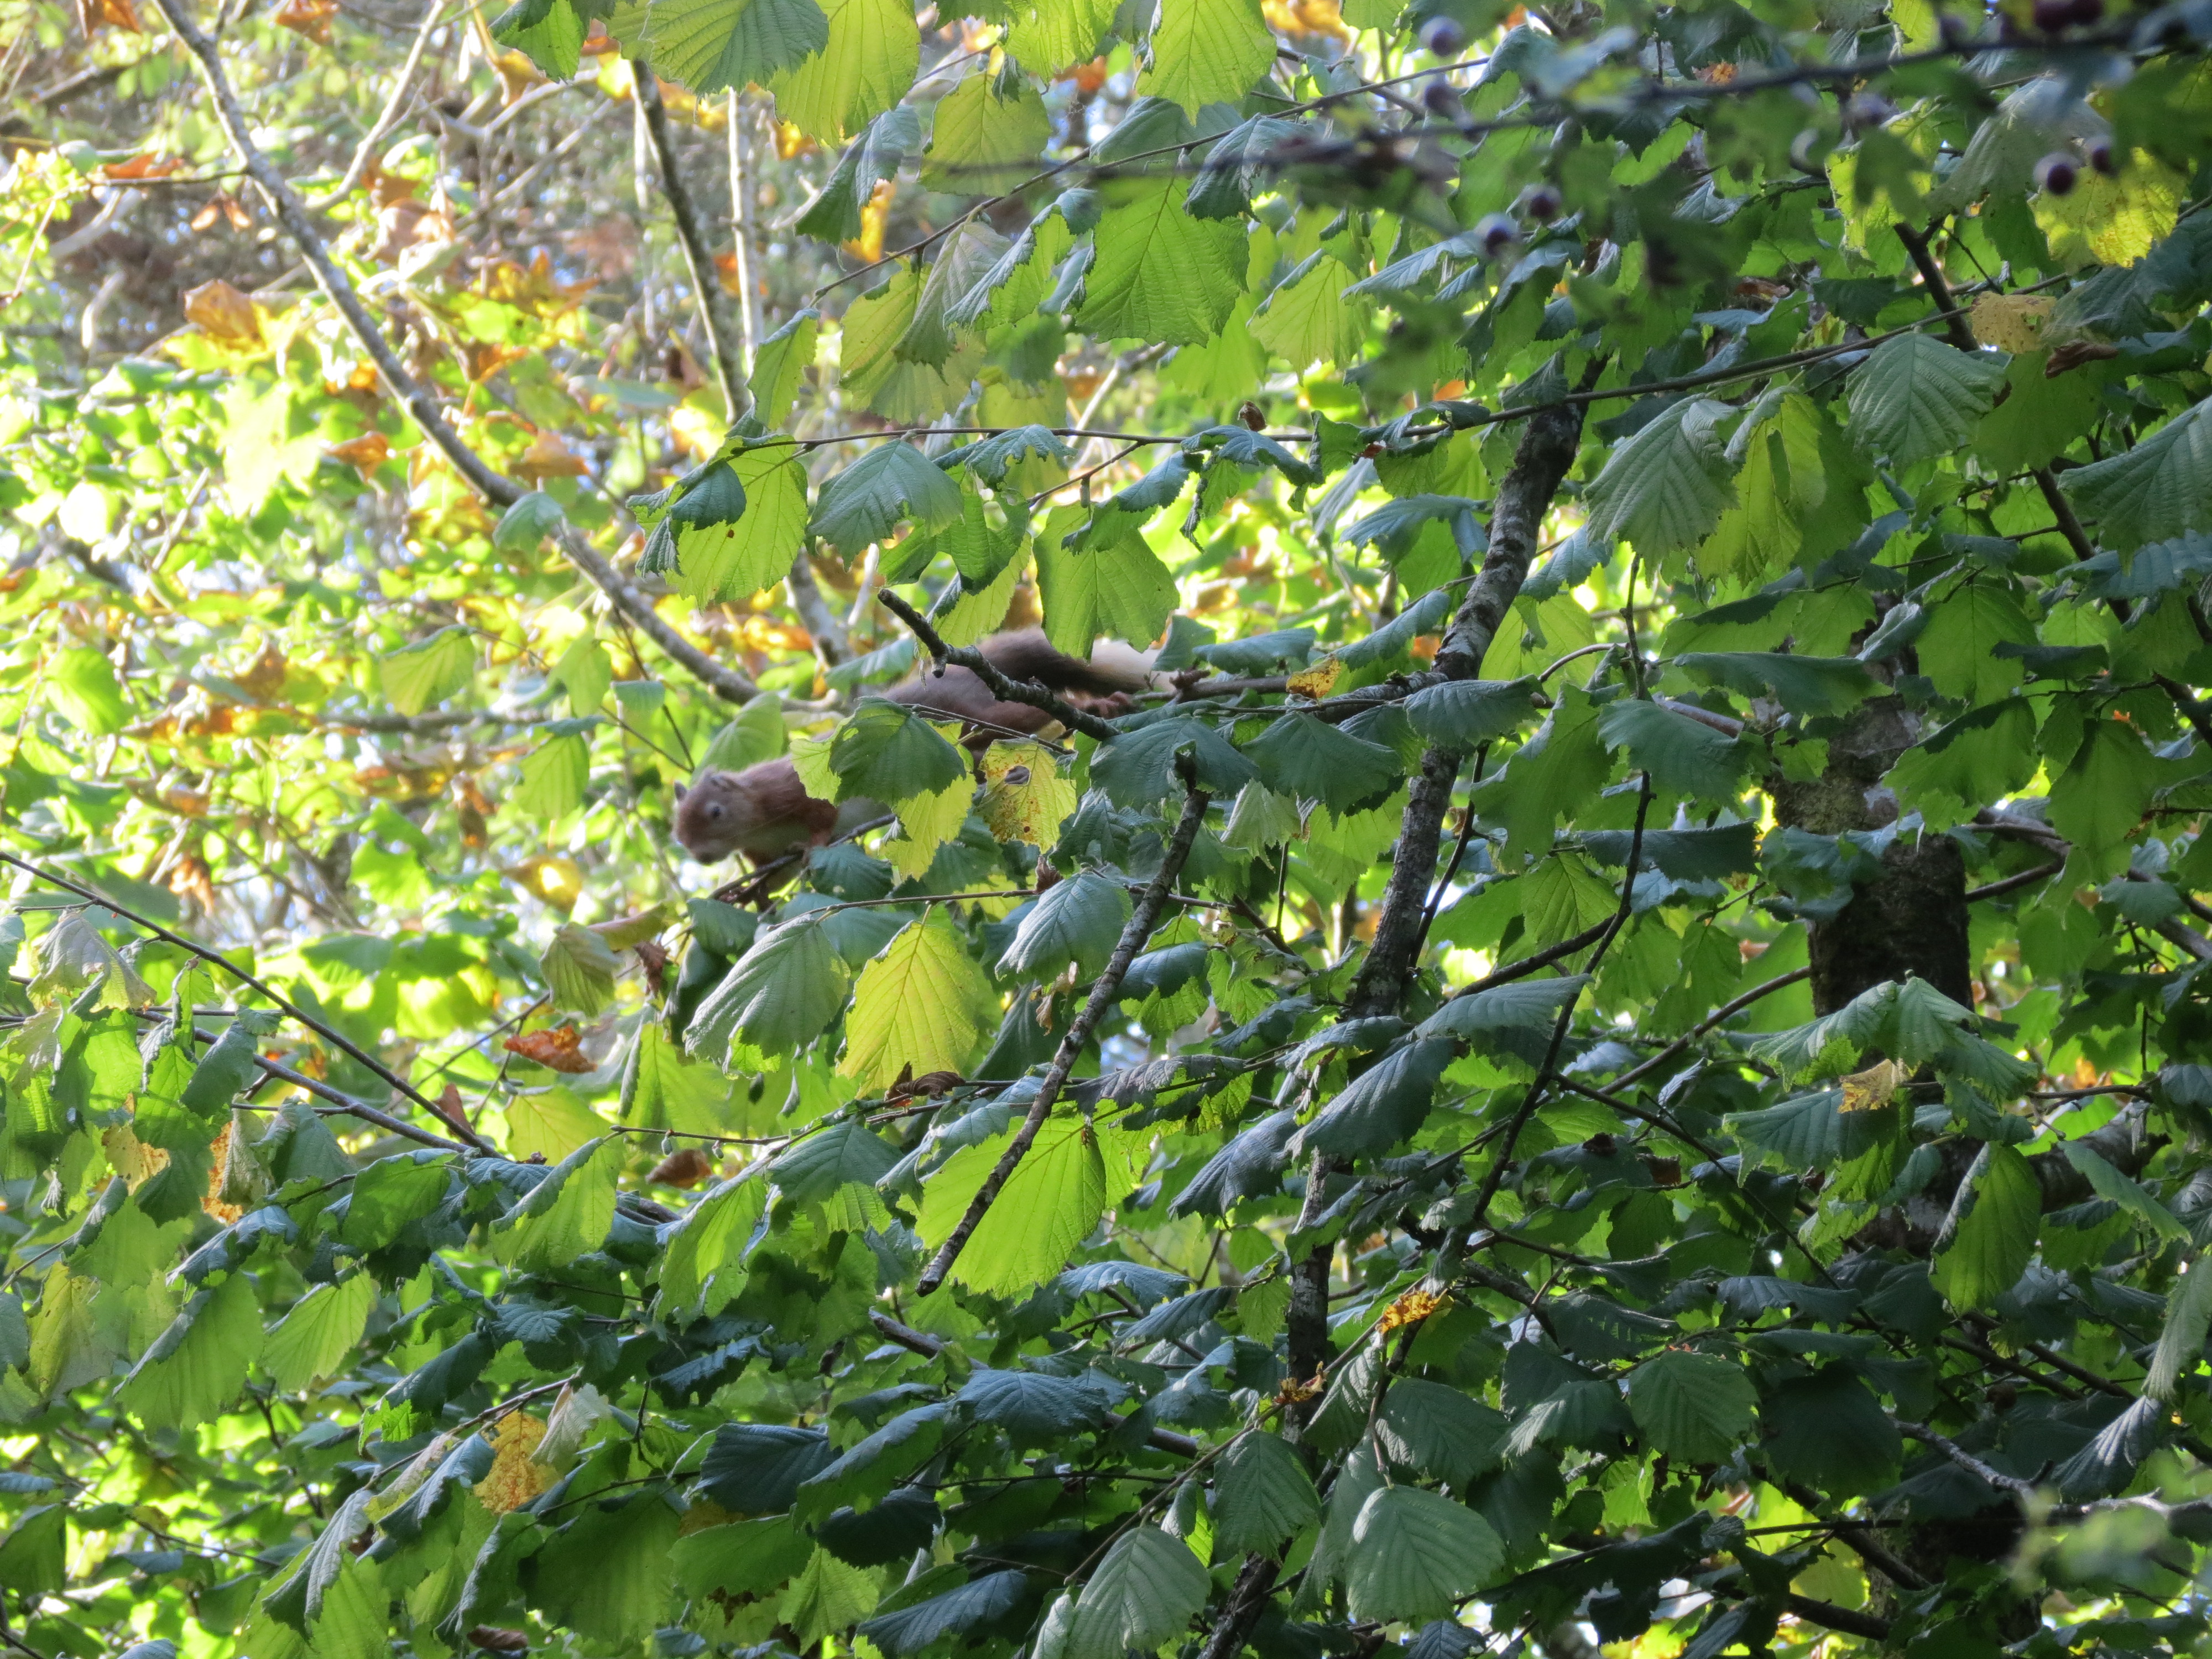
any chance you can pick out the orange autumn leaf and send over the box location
[273,0,337,40]
[515,431,588,481]
[326,433,391,479]
[76,0,140,34]
[181,279,263,346]
[843,180,895,263]
[503,1025,594,1073]
[102,153,184,181]
[1376,1287,1444,1334]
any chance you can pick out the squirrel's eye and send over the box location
[706,803,725,820]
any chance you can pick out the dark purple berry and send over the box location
[2035,152,2079,195]
[1520,183,1564,220]
[1421,15,1467,56]
[2086,135,2116,174]
[1474,213,1519,258]
[1423,81,1463,119]
[1938,9,1974,45]
[1841,92,1893,130]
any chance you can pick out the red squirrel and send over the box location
[674,629,1152,865]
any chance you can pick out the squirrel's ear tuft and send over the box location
[674,784,688,802]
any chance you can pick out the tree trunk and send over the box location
[1770,697,1971,1014]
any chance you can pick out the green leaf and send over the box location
[2062,1142,2187,1241]
[1376,1380,1510,1487]
[1627,1351,1759,1463]
[1915,584,2035,705]
[501,1136,622,1271]
[263,1274,376,1394]
[1067,1526,1210,1659]
[515,725,592,822]
[0,1505,66,1597]
[341,1155,451,1250]
[670,448,811,603]
[655,0,836,96]
[1401,677,1540,750]
[700,1422,836,1512]
[1931,1141,2039,1311]
[1467,686,1610,857]
[998,871,1131,981]
[1290,1038,1454,1157]
[1244,712,1405,815]
[658,1170,768,1320]
[1578,398,1738,558]
[921,72,1052,195]
[2060,399,2212,554]
[1759,1366,1901,1494]
[811,443,964,554]
[779,1545,880,1646]
[532,1492,682,1643]
[2048,716,2162,879]
[1885,697,2039,829]
[1209,1432,1319,1559]
[796,110,919,242]
[379,627,474,717]
[540,922,621,1017]
[1671,652,1874,716]
[1974,349,2105,473]
[493,490,566,552]
[1343,1486,1503,1624]
[687,914,852,1058]
[2148,1252,2212,1399]
[121,1270,262,1431]
[769,1118,899,1226]
[1595,698,1745,801]
[672,1517,815,1598]
[1071,179,1248,347]
[1034,529,1182,658]
[919,1116,1128,1296]
[1091,715,1258,807]
[1135,0,1274,111]
[829,700,970,803]
[1844,332,2008,468]
[860,1571,1029,1656]
[769,0,917,142]
[751,310,821,428]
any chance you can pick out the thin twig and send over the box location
[877,590,1120,742]
[915,775,1212,1296]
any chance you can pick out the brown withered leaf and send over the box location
[2047,340,2122,377]
[647,1146,713,1188]
[233,643,289,700]
[181,279,262,346]
[503,1025,595,1073]
[636,938,670,1001]
[1287,657,1342,698]
[102,154,182,181]
[191,194,254,233]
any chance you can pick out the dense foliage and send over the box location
[9,0,2212,1656]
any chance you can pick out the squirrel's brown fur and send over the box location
[674,629,1150,865]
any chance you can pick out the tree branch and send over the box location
[866,1310,1200,1455]
[145,0,762,706]
[634,71,751,423]
[1,852,481,1145]
[914,778,1212,1296]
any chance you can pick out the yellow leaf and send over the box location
[1839,1058,1903,1113]
[883,773,973,881]
[1287,657,1342,698]
[838,911,997,1092]
[2034,150,2186,269]
[1969,293,2056,354]
[473,1411,553,1514]
[978,743,1077,848]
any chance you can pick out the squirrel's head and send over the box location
[673,768,756,862]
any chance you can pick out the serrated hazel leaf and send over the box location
[1845,332,2008,468]
[1578,398,1738,557]
[1066,1526,1209,1659]
[1626,1350,1759,1463]
[1344,1486,1503,1623]
[1209,1432,1319,1558]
